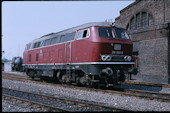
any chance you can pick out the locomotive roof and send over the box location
[28,22,124,44]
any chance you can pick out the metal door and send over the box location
[65,42,72,79]
[65,42,72,63]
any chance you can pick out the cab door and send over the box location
[65,42,72,79]
[71,28,90,62]
[65,42,72,63]
[63,32,76,64]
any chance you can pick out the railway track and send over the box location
[109,87,170,102]
[2,72,170,103]
[2,94,62,112]
[2,74,31,82]
[2,87,130,112]
[124,81,170,88]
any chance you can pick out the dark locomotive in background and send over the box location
[23,22,137,87]
[12,56,23,72]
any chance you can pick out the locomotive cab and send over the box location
[83,25,137,87]
[97,26,133,62]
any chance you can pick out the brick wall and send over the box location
[165,0,170,23]
[131,24,169,84]
[115,0,170,84]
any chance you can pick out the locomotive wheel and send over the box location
[56,70,64,83]
[116,69,125,82]
[76,76,82,86]
[92,82,100,89]
[40,76,45,81]
[61,74,68,84]
[52,71,60,83]
[85,76,92,86]
[28,71,35,80]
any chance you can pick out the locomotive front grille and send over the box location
[111,55,125,61]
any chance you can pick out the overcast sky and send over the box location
[2,1,134,60]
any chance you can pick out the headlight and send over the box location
[101,55,107,61]
[127,56,132,61]
[124,55,132,61]
[101,55,112,61]
[106,55,111,61]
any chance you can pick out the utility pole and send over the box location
[1,50,5,60]
[1,50,5,55]
[1,35,5,57]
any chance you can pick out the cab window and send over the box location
[115,28,129,39]
[98,27,115,38]
[77,29,90,40]
[82,29,89,38]
[77,31,83,40]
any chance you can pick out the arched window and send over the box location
[148,14,154,26]
[142,12,147,27]
[130,17,135,29]
[127,12,154,30]
[136,13,141,28]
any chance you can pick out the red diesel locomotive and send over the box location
[23,22,137,87]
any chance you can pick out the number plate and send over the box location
[114,44,121,50]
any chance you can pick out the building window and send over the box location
[148,14,154,26]
[136,13,141,28]
[127,12,154,30]
[130,17,135,29]
[142,12,148,27]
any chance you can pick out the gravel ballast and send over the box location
[2,78,170,112]
[2,98,42,112]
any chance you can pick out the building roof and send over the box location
[115,0,140,21]
[120,0,140,13]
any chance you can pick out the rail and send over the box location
[2,87,131,112]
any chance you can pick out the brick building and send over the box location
[115,0,170,84]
